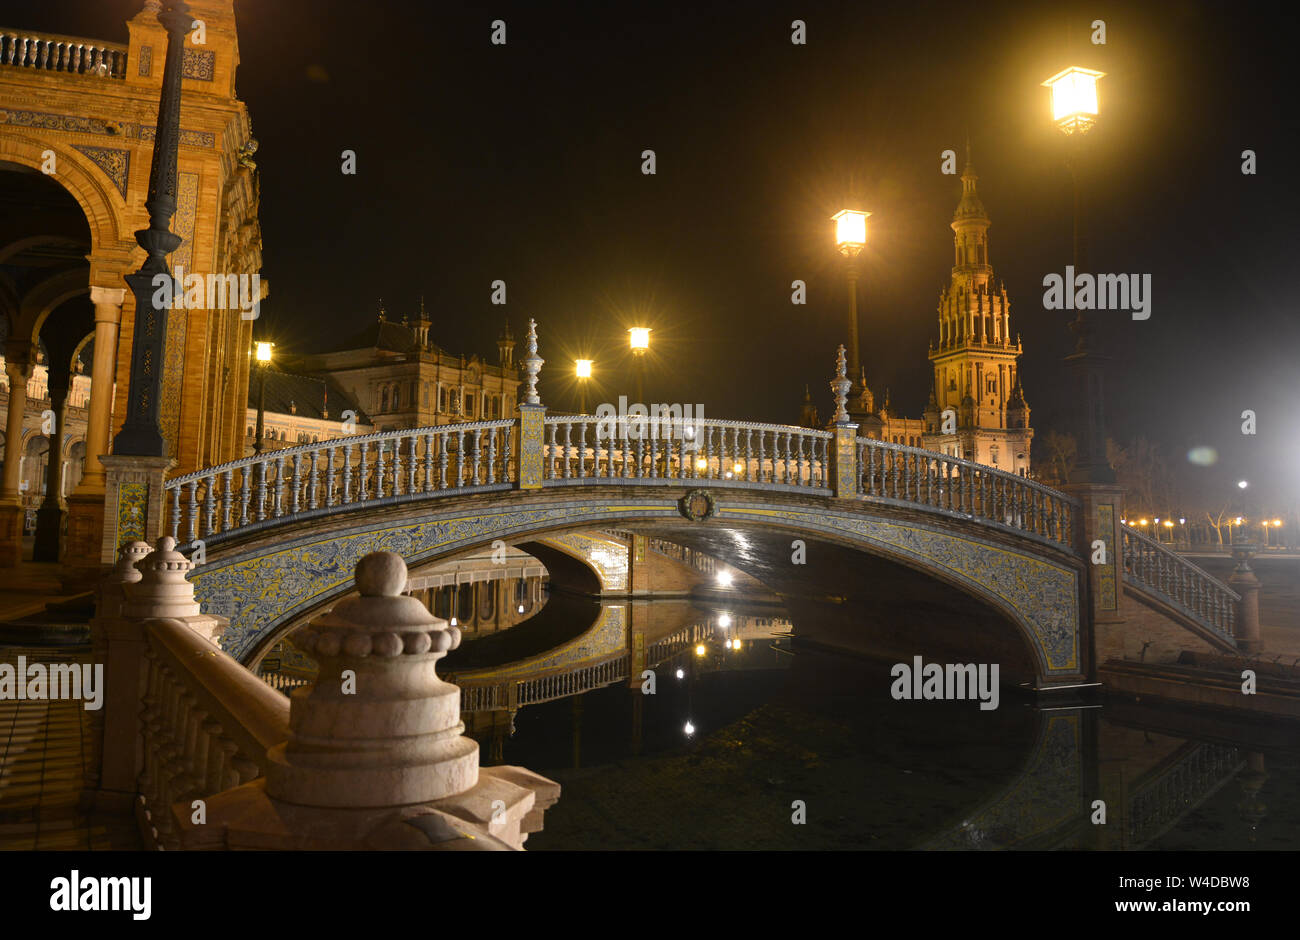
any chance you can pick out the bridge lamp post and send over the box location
[1043,66,1113,485]
[832,209,869,379]
[252,341,273,456]
[575,359,593,415]
[628,328,650,403]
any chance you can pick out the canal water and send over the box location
[454,600,1300,851]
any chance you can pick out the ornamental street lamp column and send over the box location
[99,0,191,563]
[827,344,860,498]
[1046,66,1126,668]
[832,209,869,380]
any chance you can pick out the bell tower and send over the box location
[924,145,1033,475]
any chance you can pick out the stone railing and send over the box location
[858,438,1077,550]
[1126,743,1244,847]
[1121,524,1239,641]
[542,415,833,492]
[259,669,311,695]
[92,540,560,850]
[646,537,717,574]
[139,615,290,849]
[0,30,128,78]
[451,621,710,713]
[165,419,514,545]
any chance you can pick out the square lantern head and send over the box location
[255,341,273,363]
[575,358,593,379]
[832,209,869,254]
[1042,66,1105,134]
[628,327,651,352]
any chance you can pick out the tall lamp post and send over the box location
[628,327,650,403]
[112,0,193,457]
[832,209,869,380]
[252,341,273,456]
[575,359,593,415]
[1043,66,1112,485]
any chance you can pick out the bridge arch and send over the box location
[188,487,1084,684]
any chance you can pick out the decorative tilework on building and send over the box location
[72,145,130,199]
[182,48,215,81]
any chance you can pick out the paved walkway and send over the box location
[0,645,139,851]
[0,561,71,622]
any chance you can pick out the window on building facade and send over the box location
[380,387,389,412]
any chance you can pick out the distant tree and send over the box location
[1035,431,1076,487]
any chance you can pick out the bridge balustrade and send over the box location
[542,415,833,492]
[450,622,710,713]
[165,419,514,543]
[138,616,290,849]
[0,30,127,77]
[1121,524,1239,641]
[858,438,1076,549]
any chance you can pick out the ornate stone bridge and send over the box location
[151,342,1245,689]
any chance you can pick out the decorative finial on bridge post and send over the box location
[830,344,851,424]
[522,318,544,405]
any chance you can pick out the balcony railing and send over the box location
[0,30,128,78]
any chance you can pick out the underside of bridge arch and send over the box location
[621,522,1044,686]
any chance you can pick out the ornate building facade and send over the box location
[826,150,1034,476]
[0,0,265,566]
[278,303,521,437]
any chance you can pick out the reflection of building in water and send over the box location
[407,545,548,635]
[257,544,549,686]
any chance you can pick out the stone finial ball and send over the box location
[158,535,177,552]
[356,551,408,597]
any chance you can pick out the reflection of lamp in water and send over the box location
[684,721,695,736]
[718,613,732,628]
[717,571,733,588]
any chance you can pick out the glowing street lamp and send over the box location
[1044,64,1112,486]
[252,341,274,456]
[628,327,650,402]
[1041,67,1105,135]
[832,208,870,378]
[575,358,593,415]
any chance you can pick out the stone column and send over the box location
[33,363,71,561]
[0,349,34,567]
[80,287,125,492]
[1064,482,1127,677]
[64,287,126,574]
[1228,543,1262,653]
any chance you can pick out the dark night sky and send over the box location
[12,0,1300,510]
